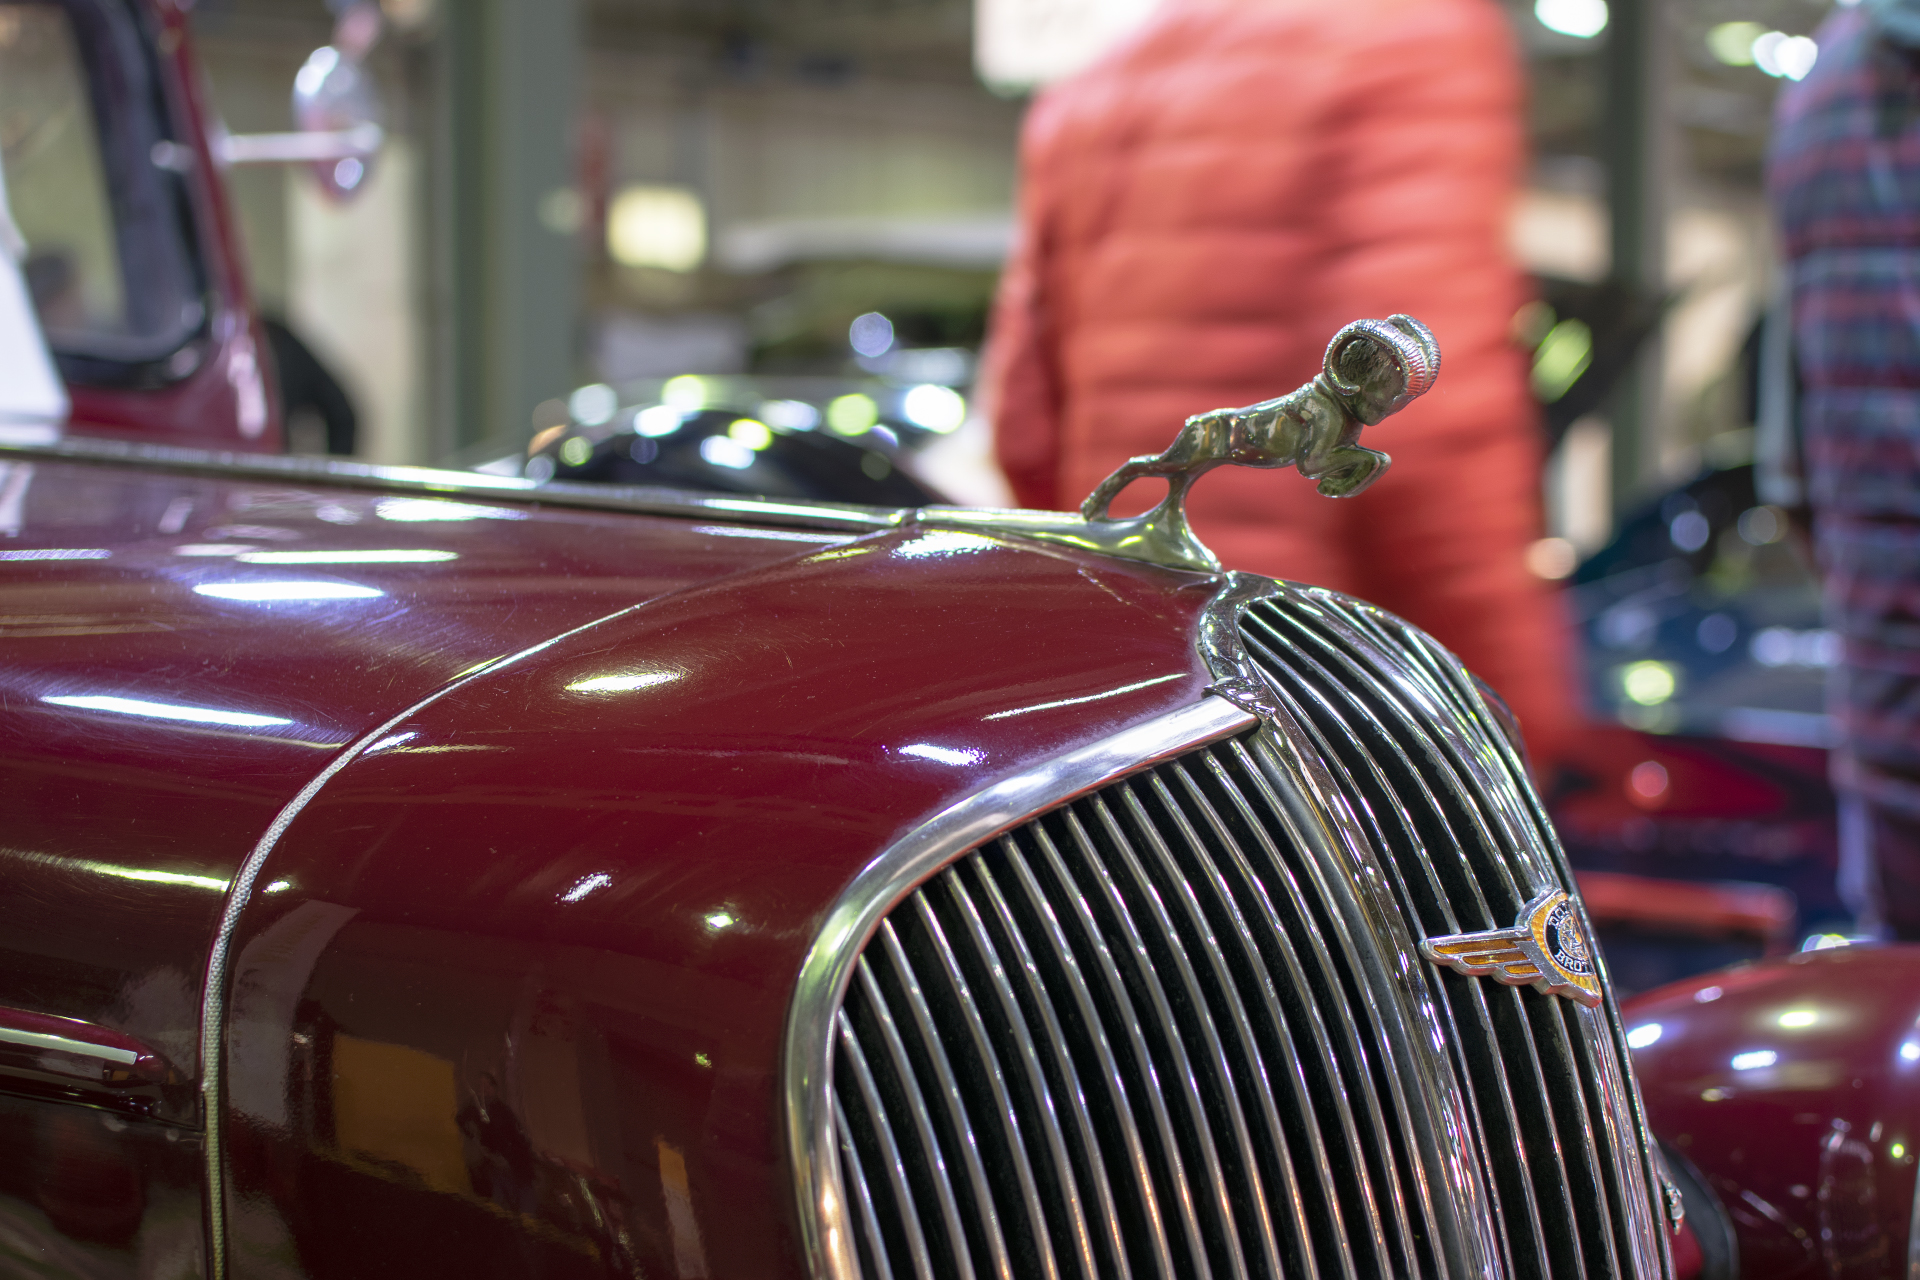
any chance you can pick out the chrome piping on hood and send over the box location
[0,435,907,533]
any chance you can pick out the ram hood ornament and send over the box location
[925,315,1439,573]
[1421,889,1603,1008]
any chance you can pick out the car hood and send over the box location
[212,521,1221,1278]
[1,453,1234,1277]
[0,455,887,1081]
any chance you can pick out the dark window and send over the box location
[0,0,204,382]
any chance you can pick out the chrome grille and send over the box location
[823,583,1666,1280]
[1238,587,1663,1278]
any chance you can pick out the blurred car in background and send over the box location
[510,375,962,508]
[1553,459,1842,994]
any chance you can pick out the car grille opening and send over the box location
[824,585,1663,1280]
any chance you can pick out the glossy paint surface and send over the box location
[1625,946,1920,1278]
[219,525,1215,1279]
[0,1093,206,1278]
[0,457,853,1088]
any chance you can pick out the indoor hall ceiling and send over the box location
[584,0,975,87]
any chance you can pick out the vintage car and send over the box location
[7,2,1915,1279]
[3,294,1702,1280]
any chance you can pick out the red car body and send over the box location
[0,2,1904,1279]
[1626,947,1920,1279]
[0,452,1220,1275]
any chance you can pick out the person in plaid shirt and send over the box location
[1770,0,1920,937]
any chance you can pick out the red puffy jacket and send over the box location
[980,0,1576,764]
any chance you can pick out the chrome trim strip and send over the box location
[0,1026,140,1065]
[996,833,1180,1276]
[786,695,1258,1280]
[197,600,655,1280]
[0,436,905,533]
[1193,571,1291,719]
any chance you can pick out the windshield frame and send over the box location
[3,0,208,386]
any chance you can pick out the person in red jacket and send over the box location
[980,0,1576,766]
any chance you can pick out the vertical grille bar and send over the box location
[937,869,1102,1278]
[1310,591,1651,1277]
[908,888,1069,1280]
[836,1089,900,1280]
[1241,608,1596,1276]
[1226,731,1484,1277]
[835,1010,935,1280]
[1121,773,1321,1277]
[965,853,1132,1278]
[993,836,1180,1277]
[846,949,987,1280]
[1088,786,1286,1277]
[1241,586,1666,1279]
[870,920,1017,1279]
[1035,810,1226,1279]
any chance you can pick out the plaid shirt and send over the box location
[1770,6,1920,929]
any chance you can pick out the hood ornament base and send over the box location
[922,315,1439,574]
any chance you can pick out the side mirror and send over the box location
[213,2,385,202]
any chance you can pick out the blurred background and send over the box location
[186,0,1796,514]
[177,0,1850,983]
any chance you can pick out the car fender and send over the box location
[1625,946,1920,1280]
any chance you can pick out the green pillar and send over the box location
[1601,0,1666,516]
[432,0,580,461]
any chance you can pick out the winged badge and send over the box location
[1420,889,1603,1008]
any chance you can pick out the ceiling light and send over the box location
[903,384,966,433]
[608,185,706,272]
[1535,0,1608,38]
[1708,21,1765,65]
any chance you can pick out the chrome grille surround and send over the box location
[787,573,1672,1280]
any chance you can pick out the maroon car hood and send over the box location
[0,457,863,1079]
[1,456,1228,1278]
[219,519,1217,1277]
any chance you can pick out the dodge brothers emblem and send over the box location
[1420,890,1603,1007]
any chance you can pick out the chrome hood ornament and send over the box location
[1421,889,1603,1007]
[923,315,1439,573]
